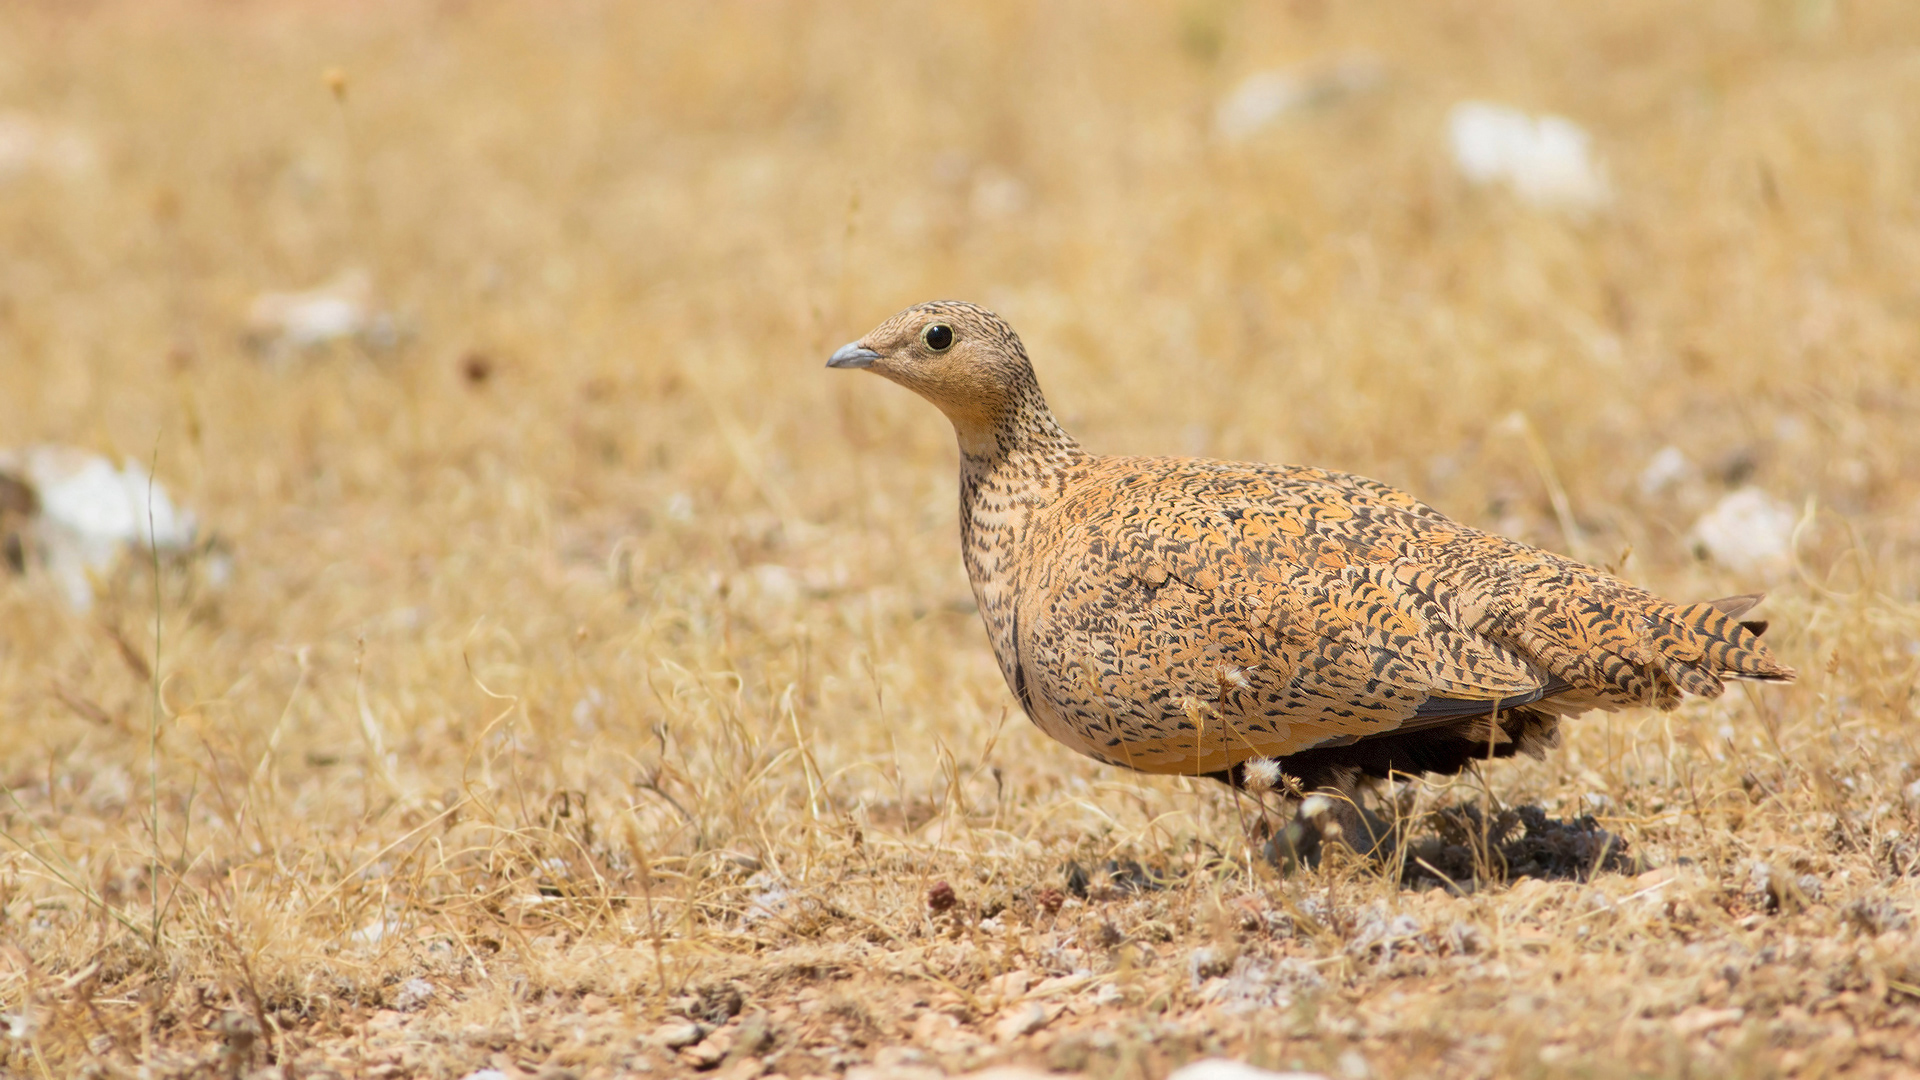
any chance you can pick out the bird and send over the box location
[828,301,1793,855]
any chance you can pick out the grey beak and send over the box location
[827,342,879,369]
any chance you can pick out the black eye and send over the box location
[922,323,954,352]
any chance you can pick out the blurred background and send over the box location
[2,1,1918,1073]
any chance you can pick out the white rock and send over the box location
[1687,488,1797,574]
[984,969,1032,1001]
[871,1045,934,1070]
[456,1071,510,1080]
[393,977,435,1012]
[349,919,402,948]
[1191,956,1327,1014]
[1447,101,1610,211]
[0,112,96,181]
[1637,446,1696,498]
[0,446,199,611]
[654,1020,708,1049]
[741,871,790,923]
[1216,71,1310,140]
[1446,921,1486,955]
[849,1049,948,1080]
[1346,902,1426,959]
[990,1002,1051,1041]
[31,451,195,551]
[247,269,395,354]
[1215,58,1385,140]
[1336,1049,1373,1080]
[1670,1006,1745,1037]
[970,168,1029,219]
[1168,1060,1330,1080]
[0,1009,38,1041]
[912,1010,985,1058]
[747,563,801,605]
[1188,946,1231,986]
[571,686,606,734]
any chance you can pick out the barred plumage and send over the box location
[829,302,1794,794]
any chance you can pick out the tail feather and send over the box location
[1651,600,1796,700]
[1709,595,1778,641]
[1705,593,1765,619]
[1454,565,1794,715]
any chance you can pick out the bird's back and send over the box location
[990,454,1790,778]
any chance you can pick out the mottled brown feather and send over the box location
[831,302,1795,785]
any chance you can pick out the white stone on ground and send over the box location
[1168,1059,1332,1080]
[0,445,199,611]
[1688,487,1798,574]
[1447,100,1610,211]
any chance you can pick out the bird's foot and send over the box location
[1264,791,1399,874]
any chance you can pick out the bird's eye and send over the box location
[922,323,954,352]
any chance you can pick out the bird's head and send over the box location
[827,301,1042,443]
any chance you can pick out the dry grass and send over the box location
[3,2,1920,1077]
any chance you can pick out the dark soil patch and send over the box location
[1402,803,1640,890]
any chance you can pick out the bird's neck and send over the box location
[954,388,1083,665]
[952,375,1081,470]
[954,387,1083,507]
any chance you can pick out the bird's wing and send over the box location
[1243,467,1790,707]
[1020,463,1575,759]
[1024,457,1789,767]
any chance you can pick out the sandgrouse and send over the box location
[829,302,1793,831]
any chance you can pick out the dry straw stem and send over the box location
[2,1,1920,1077]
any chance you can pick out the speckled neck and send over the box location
[953,374,1081,475]
[954,375,1083,695]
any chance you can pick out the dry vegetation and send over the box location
[3,1,1920,1077]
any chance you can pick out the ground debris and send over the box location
[1063,858,1179,899]
[1403,803,1636,888]
[683,981,746,1024]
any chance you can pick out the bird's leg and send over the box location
[1222,759,1405,875]
[1263,796,1322,874]
[1319,778,1399,862]
[1263,771,1400,873]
